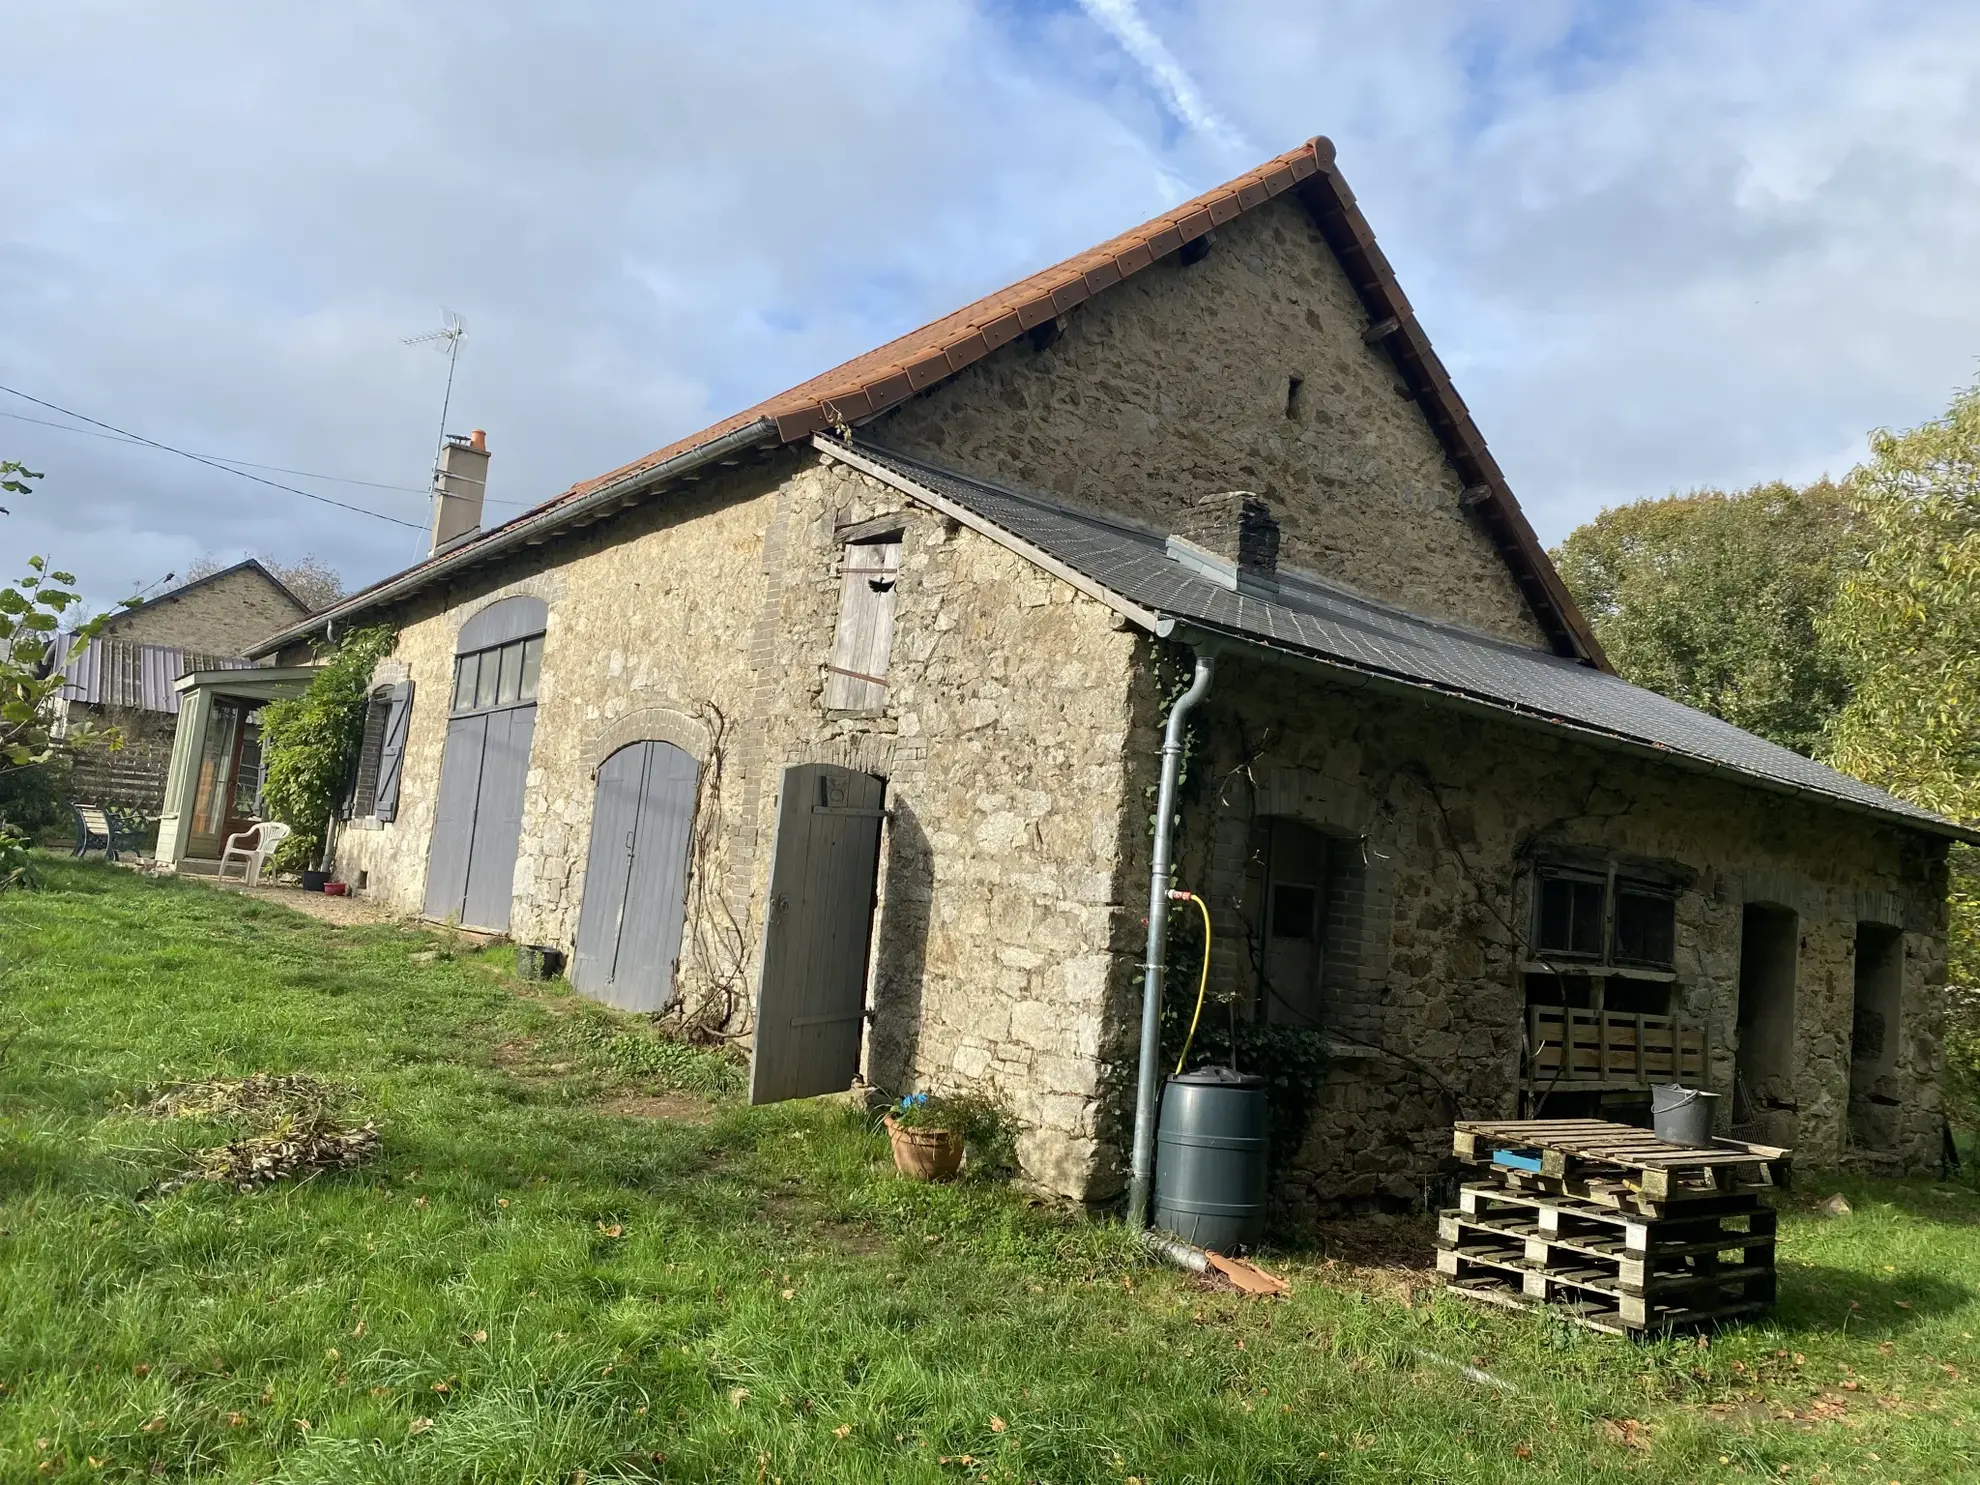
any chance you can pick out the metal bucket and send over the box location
[1651,1083,1720,1147]
[1153,1066,1269,1251]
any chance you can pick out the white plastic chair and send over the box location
[218,821,292,886]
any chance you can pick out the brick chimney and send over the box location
[429,429,489,555]
[1165,491,1280,597]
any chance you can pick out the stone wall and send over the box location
[332,448,1144,1199]
[1149,648,1948,1219]
[108,565,307,654]
[873,193,1547,650]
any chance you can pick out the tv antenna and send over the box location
[404,309,467,486]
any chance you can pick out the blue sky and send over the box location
[4,1,1979,612]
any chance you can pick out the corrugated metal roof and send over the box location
[58,640,255,714]
[839,440,1976,845]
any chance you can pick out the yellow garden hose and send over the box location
[1169,889,1213,1075]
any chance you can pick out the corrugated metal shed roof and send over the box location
[58,640,255,714]
[837,440,1977,845]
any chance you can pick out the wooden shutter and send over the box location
[823,539,900,710]
[372,682,413,823]
[346,689,390,819]
[749,764,887,1104]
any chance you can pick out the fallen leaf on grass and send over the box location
[989,1416,1007,1433]
[1599,1418,1652,1451]
[1514,1444,1533,1459]
[598,1222,623,1238]
[225,1413,246,1427]
[139,1416,167,1433]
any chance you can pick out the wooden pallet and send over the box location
[1439,1253,1773,1336]
[1452,1118,1790,1202]
[1457,1182,1776,1252]
[1440,1209,1776,1295]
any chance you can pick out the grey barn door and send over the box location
[423,703,537,931]
[749,764,887,1104]
[571,741,700,1011]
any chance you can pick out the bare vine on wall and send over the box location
[654,700,755,1046]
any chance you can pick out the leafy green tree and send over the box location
[1,461,130,886]
[1823,384,1980,1127]
[258,626,395,872]
[1553,481,1864,757]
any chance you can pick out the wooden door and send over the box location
[749,764,886,1104]
[423,713,485,922]
[462,704,534,932]
[571,740,700,1011]
[422,702,536,931]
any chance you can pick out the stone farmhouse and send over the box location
[236,138,1971,1214]
[51,559,307,815]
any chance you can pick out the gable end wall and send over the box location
[873,194,1547,648]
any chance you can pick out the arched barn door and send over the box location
[570,740,700,1011]
[424,596,546,931]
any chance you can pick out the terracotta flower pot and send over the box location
[885,1114,964,1181]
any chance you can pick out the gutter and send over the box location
[1158,618,1980,848]
[248,418,780,657]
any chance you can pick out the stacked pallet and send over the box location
[1436,1118,1790,1336]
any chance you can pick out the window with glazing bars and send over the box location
[451,634,543,715]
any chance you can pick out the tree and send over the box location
[184,553,345,612]
[0,462,128,885]
[1823,383,1980,1127]
[1552,481,1864,758]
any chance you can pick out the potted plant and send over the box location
[883,1092,966,1181]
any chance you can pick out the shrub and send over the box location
[257,626,395,871]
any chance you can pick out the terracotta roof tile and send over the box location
[263,136,1606,670]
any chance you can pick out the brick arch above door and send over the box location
[585,706,711,776]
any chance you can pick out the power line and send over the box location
[0,403,530,507]
[0,385,427,530]
[0,409,432,493]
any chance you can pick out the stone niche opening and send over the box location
[1848,922,1905,1151]
[1734,903,1800,1146]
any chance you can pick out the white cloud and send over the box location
[4,1,1979,607]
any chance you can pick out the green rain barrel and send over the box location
[1153,1066,1269,1251]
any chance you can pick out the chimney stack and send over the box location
[1165,491,1280,597]
[429,428,489,554]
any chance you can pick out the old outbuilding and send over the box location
[242,139,1972,1212]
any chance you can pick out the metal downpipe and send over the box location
[1127,645,1216,1230]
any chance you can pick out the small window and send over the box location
[519,635,543,701]
[823,535,901,711]
[474,650,501,709]
[1537,871,1606,959]
[1611,880,1676,968]
[497,642,524,705]
[453,652,479,711]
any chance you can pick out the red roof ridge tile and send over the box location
[266,137,1605,669]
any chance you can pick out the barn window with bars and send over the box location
[822,531,901,711]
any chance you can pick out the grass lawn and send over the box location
[2,859,1977,1484]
